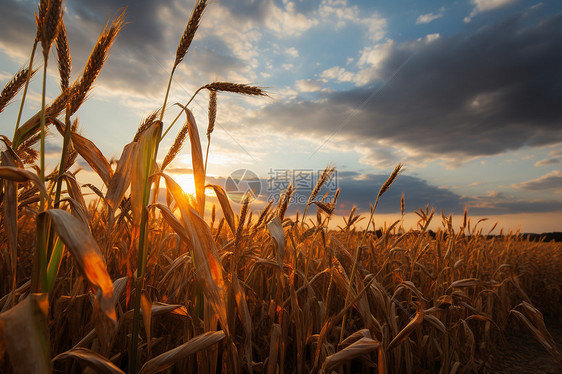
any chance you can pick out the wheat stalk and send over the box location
[0,67,36,114]
[203,90,217,174]
[233,193,250,276]
[302,165,335,224]
[38,0,63,59]
[161,122,189,171]
[206,90,217,137]
[69,9,125,115]
[339,162,403,342]
[134,110,159,142]
[203,82,266,96]
[16,135,40,164]
[174,0,207,69]
[55,22,71,92]
[278,184,295,221]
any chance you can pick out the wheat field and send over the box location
[1,1,561,373]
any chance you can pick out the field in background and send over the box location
[1,1,562,373]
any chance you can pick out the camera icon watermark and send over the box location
[224,168,338,204]
[224,169,261,203]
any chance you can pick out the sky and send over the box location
[0,0,561,233]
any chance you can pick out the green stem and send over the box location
[159,66,175,122]
[129,204,150,374]
[161,87,203,140]
[130,62,177,372]
[54,107,72,207]
[129,131,162,374]
[43,108,73,290]
[39,58,48,209]
[14,39,38,141]
[204,135,211,175]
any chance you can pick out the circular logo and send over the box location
[225,169,261,203]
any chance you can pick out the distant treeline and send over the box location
[365,230,562,242]
[522,232,562,242]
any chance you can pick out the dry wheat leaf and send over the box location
[339,329,372,349]
[232,276,253,372]
[151,302,188,316]
[61,172,88,212]
[0,294,51,374]
[39,209,116,321]
[160,172,229,335]
[206,184,236,235]
[386,306,424,351]
[59,197,90,228]
[53,347,125,374]
[70,131,113,187]
[267,217,285,270]
[112,276,128,306]
[152,203,191,244]
[447,278,480,290]
[322,337,381,372]
[179,105,205,217]
[141,292,153,356]
[138,331,226,374]
[1,153,18,306]
[267,324,282,374]
[0,165,49,200]
[131,121,161,226]
[106,142,137,211]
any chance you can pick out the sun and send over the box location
[173,173,197,196]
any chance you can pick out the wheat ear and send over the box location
[0,67,36,113]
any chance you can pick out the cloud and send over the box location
[0,0,290,112]
[332,172,465,214]
[535,158,560,167]
[465,190,562,214]
[285,47,299,58]
[294,79,324,93]
[318,39,395,87]
[513,170,562,191]
[320,66,359,84]
[472,0,519,12]
[264,1,317,37]
[248,11,562,167]
[465,0,519,23]
[203,168,562,216]
[166,167,194,175]
[550,148,562,158]
[0,0,201,107]
[416,11,443,25]
[317,0,386,41]
[206,169,465,214]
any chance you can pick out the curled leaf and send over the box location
[206,184,235,235]
[386,305,424,351]
[138,331,226,374]
[38,209,115,322]
[53,347,125,374]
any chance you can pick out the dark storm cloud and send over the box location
[0,0,36,50]
[0,0,173,94]
[332,172,464,214]
[465,190,562,215]
[204,169,562,216]
[255,11,562,165]
[0,0,246,98]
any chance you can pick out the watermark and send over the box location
[225,168,338,204]
[224,169,261,203]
